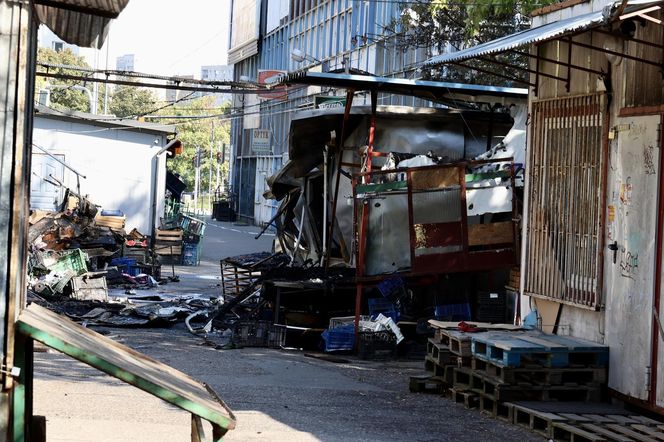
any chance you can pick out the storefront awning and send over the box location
[18,304,236,438]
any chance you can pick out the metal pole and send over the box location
[194,146,200,214]
[209,120,215,208]
[103,34,110,114]
[320,146,328,267]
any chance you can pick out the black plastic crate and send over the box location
[232,320,286,348]
[357,331,397,360]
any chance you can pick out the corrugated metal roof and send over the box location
[35,105,177,136]
[34,0,130,48]
[278,71,528,102]
[424,0,663,67]
[35,0,129,18]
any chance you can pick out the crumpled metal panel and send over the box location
[34,0,130,48]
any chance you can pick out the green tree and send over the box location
[159,96,231,193]
[36,47,103,112]
[387,0,556,85]
[109,85,160,118]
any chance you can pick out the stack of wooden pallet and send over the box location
[412,323,609,413]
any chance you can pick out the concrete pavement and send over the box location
[32,218,542,441]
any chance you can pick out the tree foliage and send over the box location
[162,96,231,194]
[36,48,100,112]
[387,0,556,85]
[109,85,160,118]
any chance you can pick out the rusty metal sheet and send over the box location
[410,167,460,191]
[414,222,463,249]
[468,221,514,247]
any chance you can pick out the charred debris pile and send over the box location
[204,105,524,357]
[27,190,210,327]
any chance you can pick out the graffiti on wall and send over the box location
[619,246,639,280]
[644,145,656,175]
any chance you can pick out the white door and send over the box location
[604,115,660,402]
[30,153,65,211]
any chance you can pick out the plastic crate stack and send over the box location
[180,215,205,266]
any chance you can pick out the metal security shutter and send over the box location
[524,93,606,309]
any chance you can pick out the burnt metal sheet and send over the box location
[17,303,236,433]
[424,1,664,67]
[279,71,528,102]
[34,0,130,48]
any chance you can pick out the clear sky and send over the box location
[100,0,230,77]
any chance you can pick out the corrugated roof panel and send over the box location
[424,1,664,67]
[35,0,129,18]
[34,0,130,48]
[424,9,609,66]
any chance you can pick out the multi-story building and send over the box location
[115,53,137,71]
[201,65,233,105]
[38,26,80,54]
[228,0,427,226]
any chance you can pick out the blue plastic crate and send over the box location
[110,257,141,276]
[435,303,471,321]
[110,257,136,267]
[368,297,399,322]
[322,325,355,352]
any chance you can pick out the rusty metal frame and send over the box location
[353,158,518,280]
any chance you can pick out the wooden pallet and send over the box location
[471,357,607,386]
[409,375,447,394]
[453,367,602,402]
[449,387,479,409]
[471,331,609,368]
[509,402,664,441]
[436,329,474,357]
[427,338,457,365]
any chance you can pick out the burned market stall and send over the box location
[225,72,529,355]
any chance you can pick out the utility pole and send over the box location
[194,145,201,214]
[209,120,214,203]
[216,143,223,193]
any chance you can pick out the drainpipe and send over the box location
[150,139,181,250]
[320,145,328,267]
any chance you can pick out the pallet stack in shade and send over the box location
[411,325,610,415]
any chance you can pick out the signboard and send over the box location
[258,70,288,101]
[315,95,347,109]
[229,0,260,63]
[251,129,272,153]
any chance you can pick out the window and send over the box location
[52,41,64,52]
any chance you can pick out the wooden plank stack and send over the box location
[94,214,125,229]
[154,229,183,256]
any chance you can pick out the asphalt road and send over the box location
[32,219,543,441]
